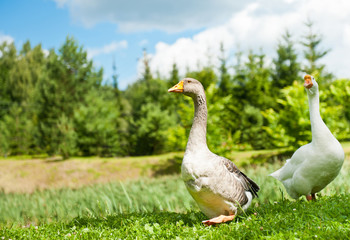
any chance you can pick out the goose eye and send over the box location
[187,80,192,83]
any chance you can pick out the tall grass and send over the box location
[0,159,349,225]
[0,176,195,225]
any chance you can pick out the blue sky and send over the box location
[0,0,201,88]
[1,0,350,89]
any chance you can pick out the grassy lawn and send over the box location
[11,196,350,238]
[0,143,350,239]
[1,193,350,239]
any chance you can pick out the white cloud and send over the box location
[146,0,350,79]
[54,0,69,8]
[0,33,14,58]
[0,33,14,44]
[53,0,350,82]
[87,40,128,59]
[139,39,149,47]
[42,49,50,57]
[53,0,254,32]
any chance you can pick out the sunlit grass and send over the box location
[1,195,350,239]
[0,176,195,225]
[0,144,349,239]
[0,156,349,226]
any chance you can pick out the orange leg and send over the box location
[306,193,316,201]
[202,214,235,226]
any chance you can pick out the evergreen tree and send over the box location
[35,37,102,158]
[229,50,275,149]
[142,48,152,83]
[218,43,231,96]
[301,20,333,84]
[0,41,46,155]
[272,30,300,91]
[186,67,218,90]
[125,49,177,155]
[168,63,180,86]
[112,56,119,94]
[242,50,274,109]
[0,42,17,118]
[74,86,129,156]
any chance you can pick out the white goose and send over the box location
[270,75,344,200]
[168,78,259,225]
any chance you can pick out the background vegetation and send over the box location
[1,22,350,158]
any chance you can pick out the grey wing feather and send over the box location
[222,158,260,198]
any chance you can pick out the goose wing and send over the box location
[222,157,260,198]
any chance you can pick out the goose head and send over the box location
[168,78,204,98]
[304,74,318,95]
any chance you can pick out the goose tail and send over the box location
[269,168,282,181]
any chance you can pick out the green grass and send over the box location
[0,146,350,239]
[2,195,350,239]
[0,176,195,225]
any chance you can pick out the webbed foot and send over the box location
[202,214,235,226]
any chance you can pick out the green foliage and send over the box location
[0,37,133,158]
[206,83,235,153]
[134,103,176,155]
[263,81,311,148]
[186,67,218,90]
[73,88,129,156]
[272,30,300,91]
[164,125,187,152]
[0,104,36,156]
[320,79,350,141]
[125,65,180,155]
[35,37,102,156]
[263,79,350,149]
[218,42,231,96]
[220,50,276,150]
[1,25,350,157]
[168,63,180,86]
[0,42,17,117]
[56,114,77,159]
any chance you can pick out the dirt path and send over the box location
[1,142,349,193]
[0,153,182,193]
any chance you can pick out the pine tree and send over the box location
[112,56,119,92]
[35,37,102,157]
[142,48,152,83]
[301,20,333,84]
[169,63,180,86]
[0,42,17,118]
[218,43,231,96]
[272,30,300,90]
[186,67,217,90]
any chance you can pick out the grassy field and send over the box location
[2,195,350,239]
[1,143,350,239]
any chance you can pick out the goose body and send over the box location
[270,75,344,200]
[182,150,255,218]
[169,78,259,225]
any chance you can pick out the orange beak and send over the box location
[304,75,313,89]
[168,80,184,93]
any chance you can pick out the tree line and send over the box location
[0,22,349,158]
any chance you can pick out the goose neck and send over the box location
[308,91,321,124]
[185,93,208,153]
[308,91,333,143]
